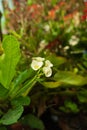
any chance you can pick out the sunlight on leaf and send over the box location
[0,35,20,89]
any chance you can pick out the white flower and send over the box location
[73,12,80,27]
[42,60,53,77]
[43,67,52,77]
[31,57,53,77]
[45,60,53,68]
[31,57,45,71]
[38,40,48,52]
[39,40,48,48]
[31,60,43,71]
[44,25,50,32]
[69,35,79,46]
[63,46,70,50]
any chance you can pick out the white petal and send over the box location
[39,40,48,48]
[31,60,43,71]
[32,57,45,62]
[45,60,53,68]
[69,36,79,46]
[69,40,78,46]
[43,67,52,77]
[38,40,48,53]
[44,25,50,32]
[64,46,70,50]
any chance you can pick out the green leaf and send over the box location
[77,94,87,103]
[54,71,87,86]
[41,81,62,88]
[11,96,31,106]
[51,0,58,6]
[21,114,44,130]
[0,105,23,125]
[0,126,7,130]
[77,90,87,103]
[27,0,33,5]
[0,35,20,89]
[14,68,35,89]
[0,83,8,98]
[47,54,66,67]
[64,100,79,113]
[59,106,69,113]
[79,90,87,95]
[14,73,38,97]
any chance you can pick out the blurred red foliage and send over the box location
[81,1,87,21]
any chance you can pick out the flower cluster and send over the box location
[31,57,53,77]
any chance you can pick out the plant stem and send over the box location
[11,70,41,98]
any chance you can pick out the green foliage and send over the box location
[0,84,8,98]
[77,94,87,103]
[11,96,30,106]
[60,100,79,113]
[46,54,66,67]
[64,100,79,113]
[41,71,87,88]
[1,0,87,127]
[13,68,35,89]
[0,105,23,125]
[0,35,20,89]
[42,81,61,88]
[77,90,87,103]
[0,36,34,126]
[54,71,87,86]
[21,114,45,130]
[51,0,58,6]
[0,126,7,130]
[27,0,33,5]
